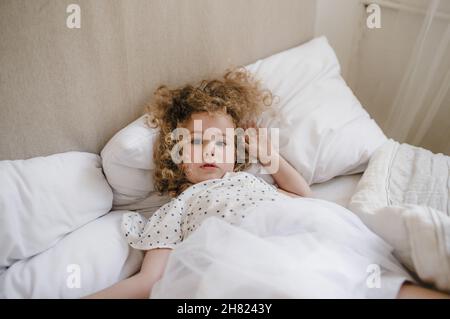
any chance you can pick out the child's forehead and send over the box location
[184,112,236,132]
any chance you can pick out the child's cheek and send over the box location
[217,145,235,164]
[181,145,200,164]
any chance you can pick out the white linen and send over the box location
[151,197,411,299]
[0,211,143,299]
[0,152,113,271]
[101,115,161,207]
[349,139,450,292]
[311,173,362,208]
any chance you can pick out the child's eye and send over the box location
[191,138,202,145]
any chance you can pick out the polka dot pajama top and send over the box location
[122,171,284,250]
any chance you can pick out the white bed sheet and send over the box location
[309,173,362,208]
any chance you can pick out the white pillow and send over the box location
[100,115,167,208]
[0,152,113,270]
[246,36,387,184]
[0,211,143,298]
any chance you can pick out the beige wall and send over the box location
[0,0,315,160]
[314,0,361,80]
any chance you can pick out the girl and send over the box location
[86,67,310,299]
[86,67,449,299]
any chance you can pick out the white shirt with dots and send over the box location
[122,171,285,250]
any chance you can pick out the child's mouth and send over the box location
[200,163,218,169]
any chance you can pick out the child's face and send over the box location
[180,112,236,184]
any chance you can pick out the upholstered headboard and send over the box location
[0,0,315,160]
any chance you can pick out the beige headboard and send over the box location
[0,0,315,161]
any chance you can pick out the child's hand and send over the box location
[243,121,312,198]
[242,120,275,166]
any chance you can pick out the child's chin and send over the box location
[197,170,221,180]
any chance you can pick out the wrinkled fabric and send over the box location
[151,198,411,299]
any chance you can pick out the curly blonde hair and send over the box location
[145,66,276,197]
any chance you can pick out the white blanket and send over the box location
[151,197,410,299]
[349,139,450,292]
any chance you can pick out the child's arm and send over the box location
[397,282,450,299]
[277,187,303,198]
[261,150,312,197]
[83,248,171,299]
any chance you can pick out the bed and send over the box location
[0,172,365,298]
[310,174,362,209]
[1,0,449,299]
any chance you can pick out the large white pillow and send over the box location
[0,152,113,270]
[0,211,143,298]
[246,36,387,184]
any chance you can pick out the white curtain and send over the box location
[347,0,450,155]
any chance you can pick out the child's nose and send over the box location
[204,141,215,157]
